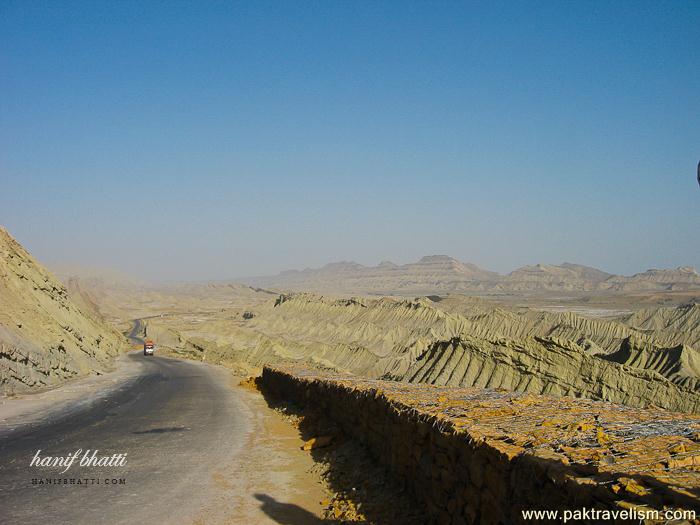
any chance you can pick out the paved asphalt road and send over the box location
[0,328,248,524]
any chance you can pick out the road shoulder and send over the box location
[188,377,327,524]
[0,350,147,437]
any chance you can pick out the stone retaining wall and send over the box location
[260,366,700,525]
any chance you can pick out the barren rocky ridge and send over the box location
[243,255,700,294]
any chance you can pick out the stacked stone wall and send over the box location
[261,366,700,524]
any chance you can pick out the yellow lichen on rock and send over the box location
[301,435,334,451]
[261,364,700,523]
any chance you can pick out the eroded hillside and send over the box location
[0,228,126,394]
[624,302,700,349]
[143,292,700,413]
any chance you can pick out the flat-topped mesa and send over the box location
[242,255,499,293]
[407,255,498,279]
[500,263,613,291]
[260,365,700,524]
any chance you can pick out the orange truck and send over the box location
[143,339,155,356]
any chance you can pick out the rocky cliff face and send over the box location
[0,227,125,394]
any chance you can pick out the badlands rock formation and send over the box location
[0,228,125,394]
[52,252,700,413]
[145,292,700,413]
[243,256,700,294]
[624,302,700,349]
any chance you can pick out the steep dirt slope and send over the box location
[144,294,470,377]
[623,302,700,349]
[602,337,700,391]
[388,335,700,413]
[444,308,654,354]
[0,227,125,394]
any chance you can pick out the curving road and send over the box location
[0,332,250,524]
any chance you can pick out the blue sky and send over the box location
[1,1,698,281]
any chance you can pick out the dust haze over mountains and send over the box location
[3,223,700,417]
[243,255,700,295]
[3,1,698,283]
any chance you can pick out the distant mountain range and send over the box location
[242,255,700,294]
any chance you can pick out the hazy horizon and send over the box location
[2,2,699,282]
[30,248,700,285]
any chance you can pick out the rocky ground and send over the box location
[259,365,700,523]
